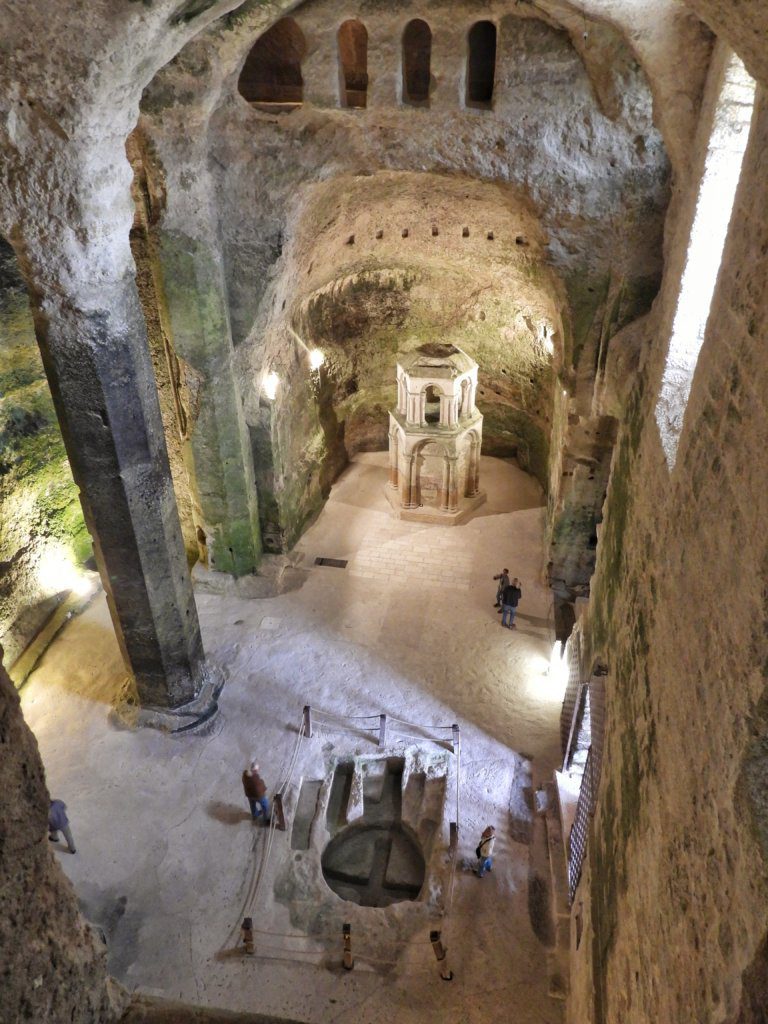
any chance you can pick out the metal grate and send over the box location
[560,632,584,765]
[566,674,607,904]
[568,748,595,903]
[314,557,348,569]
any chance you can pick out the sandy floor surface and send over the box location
[22,455,566,1024]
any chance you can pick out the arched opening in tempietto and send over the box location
[424,384,441,425]
[338,19,369,109]
[467,20,497,109]
[238,18,306,112]
[402,19,432,107]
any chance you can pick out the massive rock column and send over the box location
[21,244,208,709]
[158,227,262,577]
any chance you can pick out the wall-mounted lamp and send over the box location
[263,371,279,400]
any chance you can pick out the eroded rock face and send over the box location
[0,239,91,668]
[137,0,675,552]
[0,649,124,1023]
[567,72,768,1024]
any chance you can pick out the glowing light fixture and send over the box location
[263,370,279,400]
[38,548,93,598]
[309,348,325,370]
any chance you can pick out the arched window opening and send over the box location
[424,385,441,425]
[338,20,368,109]
[238,18,306,112]
[402,19,432,107]
[655,48,755,469]
[466,21,496,109]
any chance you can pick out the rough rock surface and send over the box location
[0,648,124,1024]
[567,69,768,1024]
[0,239,91,666]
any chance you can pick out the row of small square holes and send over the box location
[345,228,529,244]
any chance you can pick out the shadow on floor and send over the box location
[122,995,307,1024]
[205,800,251,826]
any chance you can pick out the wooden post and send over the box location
[303,705,313,738]
[451,723,460,754]
[273,792,286,831]
[429,930,454,981]
[241,917,254,955]
[449,821,458,853]
[342,923,354,971]
[379,713,388,747]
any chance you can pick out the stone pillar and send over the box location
[397,375,407,415]
[159,229,262,577]
[407,390,420,426]
[439,394,452,428]
[460,380,470,418]
[400,453,417,508]
[440,455,459,512]
[388,429,399,488]
[27,264,208,709]
[447,455,460,511]
[466,439,481,497]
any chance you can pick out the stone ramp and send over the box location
[122,996,308,1024]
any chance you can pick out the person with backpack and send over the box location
[501,577,522,628]
[475,825,496,877]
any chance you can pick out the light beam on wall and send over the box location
[38,548,93,598]
[656,53,755,469]
[263,371,280,400]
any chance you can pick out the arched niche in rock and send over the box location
[338,19,369,109]
[467,20,497,109]
[238,17,306,112]
[402,19,432,107]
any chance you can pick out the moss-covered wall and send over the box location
[0,241,91,666]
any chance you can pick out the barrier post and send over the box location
[241,917,254,955]
[273,792,287,831]
[343,923,354,971]
[379,714,388,747]
[430,930,454,981]
[303,705,313,738]
[449,821,458,852]
[451,723,460,754]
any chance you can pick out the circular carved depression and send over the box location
[321,823,425,907]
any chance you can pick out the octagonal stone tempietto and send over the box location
[386,343,486,524]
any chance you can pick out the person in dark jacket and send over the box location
[48,799,76,853]
[493,568,510,610]
[242,762,270,823]
[501,578,522,629]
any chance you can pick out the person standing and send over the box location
[493,568,510,611]
[242,762,270,824]
[48,799,76,854]
[501,577,522,628]
[475,825,496,877]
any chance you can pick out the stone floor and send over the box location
[22,454,566,1024]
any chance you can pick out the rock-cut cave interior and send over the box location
[1,2,768,1023]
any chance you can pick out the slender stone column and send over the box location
[397,375,407,415]
[446,455,460,512]
[439,394,452,428]
[466,440,481,496]
[388,429,400,488]
[27,267,207,709]
[460,380,470,418]
[440,455,452,510]
[407,391,420,426]
[400,454,417,508]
